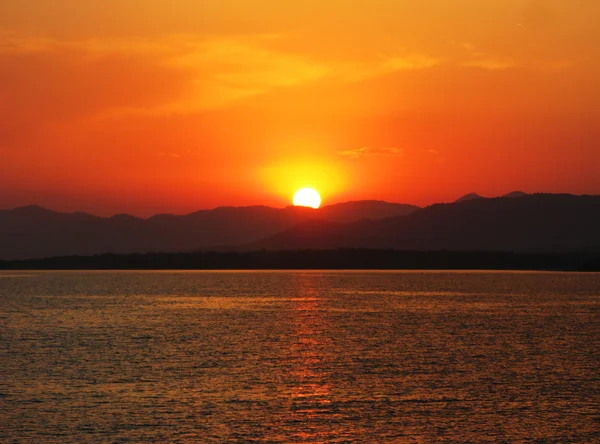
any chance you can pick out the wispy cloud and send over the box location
[421,149,446,163]
[338,147,404,159]
[455,42,517,70]
[0,31,442,119]
[379,54,439,72]
[0,33,333,117]
[336,53,440,84]
[465,58,516,70]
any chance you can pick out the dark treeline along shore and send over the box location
[2,249,600,271]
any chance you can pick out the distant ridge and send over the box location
[247,193,600,253]
[502,191,529,199]
[313,200,418,222]
[455,193,484,203]
[455,191,529,202]
[4,193,599,260]
[0,200,419,260]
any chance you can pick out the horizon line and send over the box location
[2,191,598,219]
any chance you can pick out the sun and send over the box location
[293,188,321,209]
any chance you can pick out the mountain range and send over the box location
[0,200,418,260]
[2,193,599,260]
[249,193,600,252]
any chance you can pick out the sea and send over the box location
[1,270,599,443]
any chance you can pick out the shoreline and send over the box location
[2,249,599,272]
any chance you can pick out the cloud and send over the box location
[172,36,331,108]
[455,42,517,70]
[379,54,439,72]
[464,58,516,70]
[0,43,191,134]
[0,33,334,121]
[338,147,404,159]
[0,31,442,119]
[421,149,447,163]
[332,53,440,84]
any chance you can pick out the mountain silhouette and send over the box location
[455,193,484,203]
[0,201,418,260]
[247,194,600,252]
[4,194,599,260]
[502,191,529,199]
[313,200,419,222]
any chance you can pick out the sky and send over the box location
[1,0,599,216]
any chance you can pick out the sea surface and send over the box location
[1,271,599,443]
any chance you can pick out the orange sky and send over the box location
[1,0,599,216]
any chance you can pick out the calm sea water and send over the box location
[1,271,599,443]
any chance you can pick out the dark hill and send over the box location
[249,194,600,252]
[502,191,529,199]
[455,193,484,203]
[0,201,418,260]
[316,200,418,222]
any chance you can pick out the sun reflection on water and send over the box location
[287,274,342,443]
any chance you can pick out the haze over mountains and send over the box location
[0,201,418,260]
[251,194,600,252]
[2,193,600,261]
[454,191,527,203]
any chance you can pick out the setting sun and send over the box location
[293,188,321,209]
